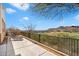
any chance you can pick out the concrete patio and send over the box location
[0,35,57,56]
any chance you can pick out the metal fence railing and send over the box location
[22,32,79,56]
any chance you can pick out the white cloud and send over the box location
[23,17,29,21]
[19,27,26,30]
[75,15,79,21]
[20,17,29,22]
[15,26,25,30]
[6,8,16,13]
[10,3,29,11]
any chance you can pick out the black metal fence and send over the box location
[22,32,79,56]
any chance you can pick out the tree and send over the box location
[16,3,79,25]
[21,23,36,38]
[32,3,79,25]
[8,27,22,36]
[27,24,36,33]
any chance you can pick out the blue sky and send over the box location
[3,3,79,30]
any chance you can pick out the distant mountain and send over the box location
[22,26,79,33]
[47,26,79,32]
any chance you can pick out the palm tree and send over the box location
[31,3,79,25]
[18,3,79,26]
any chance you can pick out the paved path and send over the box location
[0,35,57,56]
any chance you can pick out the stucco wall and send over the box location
[0,4,6,43]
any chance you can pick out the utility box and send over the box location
[0,4,6,44]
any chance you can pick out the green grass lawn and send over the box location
[42,32,79,39]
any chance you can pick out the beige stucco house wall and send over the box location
[0,4,6,43]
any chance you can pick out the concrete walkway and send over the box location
[0,35,57,56]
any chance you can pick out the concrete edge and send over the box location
[20,35,68,56]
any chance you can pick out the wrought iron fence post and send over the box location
[77,40,79,56]
[69,37,71,55]
[73,39,75,56]
[57,37,59,50]
[39,34,41,42]
[28,32,31,38]
[71,39,74,56]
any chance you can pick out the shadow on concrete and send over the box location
[12,35,23,41]
[0,36,21,56]
[6,37,15,56]
[16,54,21,56]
